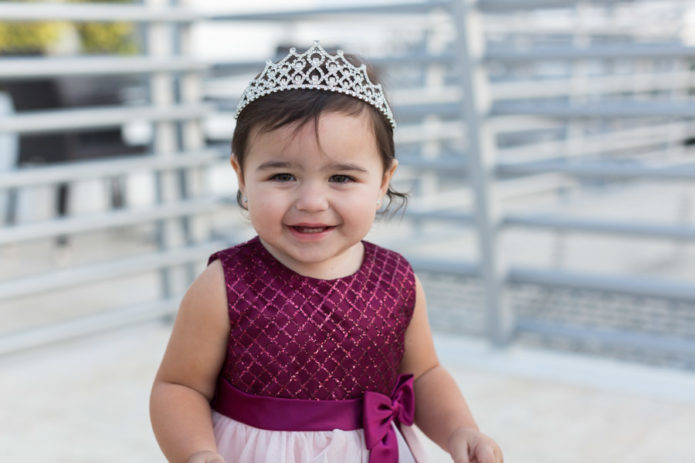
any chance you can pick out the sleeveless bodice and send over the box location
[208,236,416,401]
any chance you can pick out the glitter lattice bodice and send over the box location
[208,237,416,400]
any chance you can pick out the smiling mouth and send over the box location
[290,225,335,234]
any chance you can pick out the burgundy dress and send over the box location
[207,237,421,462]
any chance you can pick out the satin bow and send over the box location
[363,374,415,463]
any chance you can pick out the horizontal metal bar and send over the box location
[0,241,225,301]
[398,153,468,171]
[208,1,452,21]
[0,103,212,134]
[502,214,695,241]
[485,26,678,40]
[485,44,695,62]
[0,148,227,189]
[491,72,695,104]
[516,318,695,356]
[508,266,695,303]
[0,56,208,80]
[0,3,200,22]
[364,52,457,67]
[408,256,481,277]
[477,0,585,10]
[496,159,695,180]
[209,60,271,75]
[0,198,223,245]
[0,298,179,356]
[395,101,462,119]
[404,210,475,223]
[491,101,695,118]
[210,51,456,77]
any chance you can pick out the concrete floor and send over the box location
[2,322,694,463]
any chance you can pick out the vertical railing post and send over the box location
[147,0,183,298]
[176,0,207,284]
[452,0,514,345]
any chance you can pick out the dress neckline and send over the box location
[250,236,373,283]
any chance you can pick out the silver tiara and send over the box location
[234,41,396,129]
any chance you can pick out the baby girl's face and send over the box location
[232,110,397,280]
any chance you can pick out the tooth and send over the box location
[299,227,324,233]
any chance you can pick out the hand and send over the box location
[447,427,503,463]
[186,450,226,463]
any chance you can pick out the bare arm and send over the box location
[150,260,230,463]
[400,275,502,463]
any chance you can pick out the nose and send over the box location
[294,180,329,212]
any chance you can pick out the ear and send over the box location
[230,154,245,193]
[379,159,398,198]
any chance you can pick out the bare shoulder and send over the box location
[155,259,230,400]
[180,259,228,318]
[173,259,229,339]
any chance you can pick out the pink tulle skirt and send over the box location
[212,411,417,463]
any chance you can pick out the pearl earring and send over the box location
[242,196,248,204]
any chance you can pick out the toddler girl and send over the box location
[150,42,502,463]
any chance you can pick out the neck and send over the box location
[258,238,364,280]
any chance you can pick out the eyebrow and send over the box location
[331,163,368,173]
[256,160,368,173]
[257,161,295,170]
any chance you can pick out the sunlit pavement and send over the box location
[2,321,694,463]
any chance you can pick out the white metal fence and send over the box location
[0,0,227,353]
[1,0,694,367]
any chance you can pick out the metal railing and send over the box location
[1,0,694,366]
[475,0,695,363]
[0,0,226,353]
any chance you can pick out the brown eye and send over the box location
[271,173,295,182]
[329,175,354,183]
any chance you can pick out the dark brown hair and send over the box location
[231,55,407,215]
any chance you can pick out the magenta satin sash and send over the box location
[212,374,415,463]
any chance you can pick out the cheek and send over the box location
[247,190,287,221]
[248,206,280,235]
[333,187,380,216]
[339,194,378,221]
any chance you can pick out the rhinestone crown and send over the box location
[235,41,396,129]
